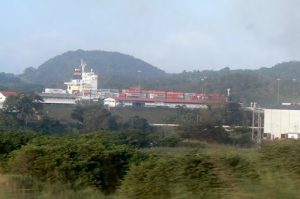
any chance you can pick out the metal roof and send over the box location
[39,93,78,99]
[113,97,206,104]
[265,105,300,110]
[0,91,17,96]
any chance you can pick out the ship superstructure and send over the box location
[64,59,98,96]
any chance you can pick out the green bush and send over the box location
[8,135,137,193]
[224,154,260,180]
[260,140,300,175]
[0,132,37,156]
[119,153,220,199]
[158,133,182,147]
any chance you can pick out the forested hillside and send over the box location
[143,62,300,105]
[258,61,300,80]
[20,49,166,88]
[18,49,300,105]
[0,72,42,92]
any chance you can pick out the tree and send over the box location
[123,116,152,132]
[115,129,157,148]
[30,117,66,135]
[178,123,231,144]
[0,111,20,131]
[71,105,120,132]
[225,102,244,125]
[8,135,136,193]
[3,92,44,126]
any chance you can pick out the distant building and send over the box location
[39,93,78,105]
[104,88,225,109]
[120,88,224,102]
[98,89,119,99]
[264,106,300,140]
[0,91,17,109]
[44,88,67,94]
[104,97,207,109]
[104,97,119,107]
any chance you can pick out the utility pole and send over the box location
[138,70,142,89]
[204,76,207,97]
[293,78,296,103]
[251,102,263,147]
[201,78,204,94]
[277,78,280,104]
[257,111,262,145]
[251,102,256,141]
[201,76,207,100]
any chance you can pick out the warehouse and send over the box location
[264,106,300,140]
[104,97,208,109]
[39,93,78,105]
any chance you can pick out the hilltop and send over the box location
[20,49,166,88]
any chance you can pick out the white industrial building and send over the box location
[104,97,208,109]
[264,107,300,140]
[39,93,78,105]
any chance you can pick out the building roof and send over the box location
[0,91,17,96]
[113,97,206,104]
[39,93,78,99]
[265,105,300,110]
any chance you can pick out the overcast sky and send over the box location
[1,0,300,74]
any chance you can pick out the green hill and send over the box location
[20,49,166,88]
[0,72,42,92]
[258,61,300,80]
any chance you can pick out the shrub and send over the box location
[8,135,137,193]
[119,154,220,199]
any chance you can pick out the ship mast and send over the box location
[81,59,86,73]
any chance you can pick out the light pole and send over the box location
[204,76,207,97]
[138,70,142,89]
[201,76,207,100]
[277,78,280,104]
[251,102,256,141]
[201,78,204,94]
[293,78,296,103]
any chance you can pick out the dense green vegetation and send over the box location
[1,93,253,146]
[0,91,300,198]
[1,133,300,198]
[0,72,42,92]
